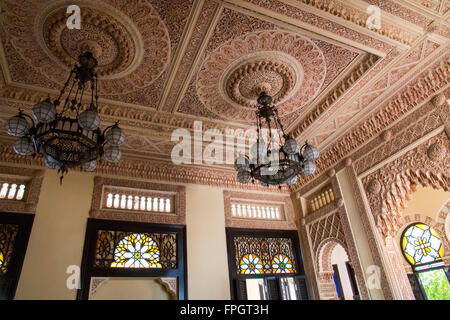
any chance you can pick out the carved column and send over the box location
[330,174,369,300]
[317,271,338,300]
[344,164,397,299]
[297,210,320,300]
[384,236,415,300]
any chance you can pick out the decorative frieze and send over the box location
[293,57,449,190]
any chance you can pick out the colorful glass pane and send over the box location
[0,224,19,274]
[272,254,294,274]
[239,254,263,274]
[111,233,162,268]
[94,230,177,269]
[401,223,443,266]
[234,236,296,274]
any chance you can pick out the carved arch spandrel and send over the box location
[88,277,177,300]
[362,132,450,240]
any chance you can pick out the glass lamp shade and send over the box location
[283,138,300,155]
[32,99,56,123]
[13,137,34,156]
[237,170,251,184]
[250,139,267,158]
[105,126,126,146]
[81,160,97,172]
[78,107,100,131]
[288,153,300,162]
[303,161,316,175]
[44,156,60,170]
[234,154,249,171]
[286,175,298,186]
[303,144,320,161]
[5,115,30,137]
[103,146,122,163]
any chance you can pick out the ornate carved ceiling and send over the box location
[0,0,448,190]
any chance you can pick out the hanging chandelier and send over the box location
[4,51,125,181]
[234,92,319,188]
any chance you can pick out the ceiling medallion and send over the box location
[197,30,326,123]
[1,0,171,94]
[42,6,137,78]
[234,92,319,188]
[4,52,126,183]
[223,51,303,108]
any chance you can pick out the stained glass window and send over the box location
[234,236,297,274]
[401,223,443,266]
[0,224,19,274]
[272,254,294,274]
[240,254,263,274]
[111,233,162,268]
[95,230,177,269]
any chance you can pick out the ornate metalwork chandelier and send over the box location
[4,52,125,181]
[234,92,319,188]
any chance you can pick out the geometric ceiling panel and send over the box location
[177,7,362,127]
[0,0,448,188]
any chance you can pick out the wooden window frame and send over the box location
[225,227,308,300]
[0,212,34,300]
[77,218,187,300]
[345,261,360,300]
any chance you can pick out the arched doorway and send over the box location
[316,239,359,300]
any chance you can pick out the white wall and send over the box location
[185,184,230,299]
[13,170,234,300]
[15,170,94,300]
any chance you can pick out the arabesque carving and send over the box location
[363,132,450,239]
